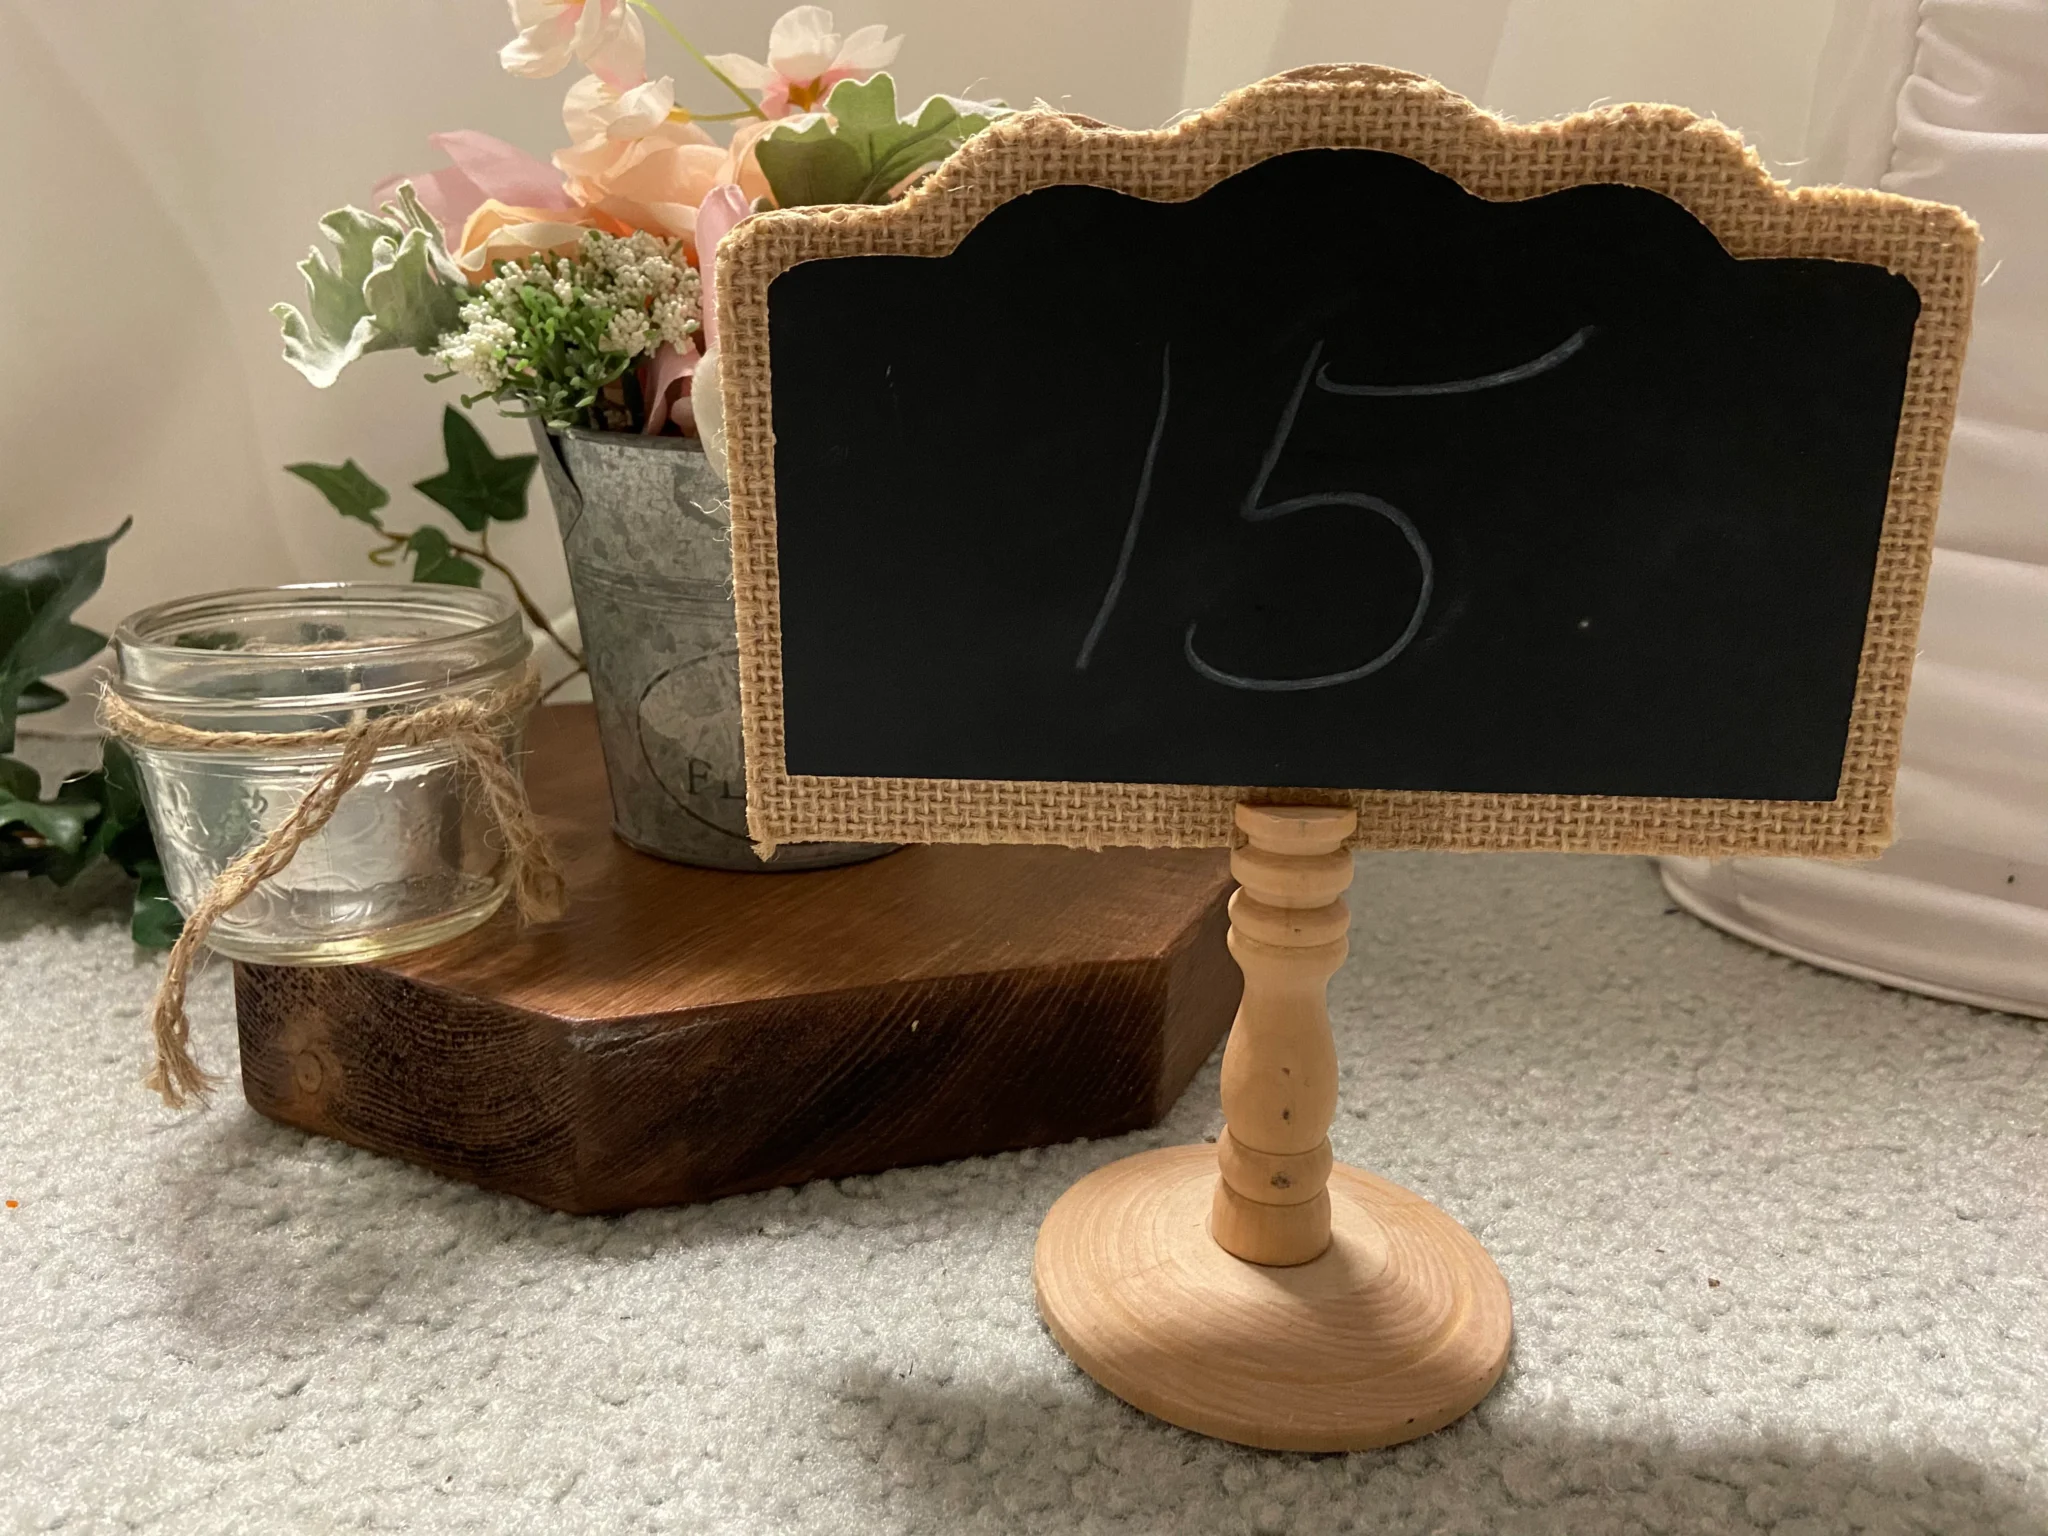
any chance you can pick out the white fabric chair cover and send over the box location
[1661,0,2048,1017]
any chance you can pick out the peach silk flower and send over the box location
[642,342,698,436]
[647,182,750,434]
[450,200,633,283]
[706,6,900,117]
[719,117,780,207]
[372,131,576,244]
[553,75,727,239]
[691,184,752,353]
[499,0,646,91]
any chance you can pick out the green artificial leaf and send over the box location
[26,772,110,885]
[14,616,110,720]
[0,783,94,854]
[0,752,100,875]
[755,74,1001,208]
[16,679,66,715]
[364,227,463,345]
[0,681,181,946]
[273,209,400,389]
[404,526,484,587]
[0,826,44,875]
[93,737,148,839]
[0,519,127,754]
[273,187,466,389]
[381,181,449,242]
[0,755,35,801]
[33,740,161,885]
[285,459,390,527]
[69,739,182,946]
[129,863,183,950]
[754,119,868,207]
[361,188,465,356]
[858,90,999,200]
[94,741,162,878]
[31,622,107,678]
[0,756,61,875]
[412,407,538,531]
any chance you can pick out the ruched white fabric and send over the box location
[1662,0,2048,1017]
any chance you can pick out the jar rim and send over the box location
[111,582,529,713]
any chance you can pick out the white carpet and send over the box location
[2,850,2043,1535]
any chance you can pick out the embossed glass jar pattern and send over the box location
[112,584,534,964]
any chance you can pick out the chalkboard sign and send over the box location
[722,68,1976,856]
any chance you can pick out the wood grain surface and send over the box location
[1034,1144,1513,1452]
[234,705,1239,1213]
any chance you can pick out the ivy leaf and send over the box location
[405,526,484,587]
[413,407,538,532]
[755,74,1001,208]
[285,459,390,527]
[0,519,127,755]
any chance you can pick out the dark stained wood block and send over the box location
[233,704,1239,1213]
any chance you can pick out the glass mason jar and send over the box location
[112,583,535,965]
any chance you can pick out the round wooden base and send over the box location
[1034,1144,1512,1452]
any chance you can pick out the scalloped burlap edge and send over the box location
[721,65,1978,856]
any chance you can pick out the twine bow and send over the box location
[98,668,567,1109]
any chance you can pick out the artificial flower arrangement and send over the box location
[276,2,1003,460]
[271,3,1004,699]
[11,10,1005,954]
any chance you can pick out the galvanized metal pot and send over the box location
[532,425,895,872]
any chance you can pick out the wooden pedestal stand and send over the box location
[1034,805,1512,1451]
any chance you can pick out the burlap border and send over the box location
[722,65,1977,856]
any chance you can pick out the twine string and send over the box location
[98,668,566,1109]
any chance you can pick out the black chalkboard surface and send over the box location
[765,148,1921,803]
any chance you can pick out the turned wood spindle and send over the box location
[1210,803,1358,1267]
[1034,798,1511,1449]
